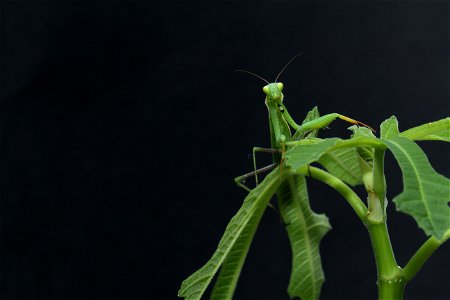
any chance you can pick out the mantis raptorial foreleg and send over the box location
[240,113,372,189]
[304,113,372,131]
[235,55,373,190]
[292,113,374,140]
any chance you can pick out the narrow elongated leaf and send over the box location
[210,198,266,299]
[319,147,362,186]
[385,136,450,239]
[278,175,331,300]
[178,167,283,300]
[400,117,450,142]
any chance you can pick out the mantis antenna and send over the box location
[234,69,269,84]
[274,53,303,82]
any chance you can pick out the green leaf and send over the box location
[285,136,385,185]
[380,116,400,139]
[347,125,380,166]
[349,125,377,139]
[277,175,331,300]
[299,109,363,186]
[302,106,321,138]
[400,117,450,142]
[333,136,385,150]
[319,147,362,186]
[210,199,266,299]
[178,167,283,300]
[355,147,375,167]
[303,106,320,123]
[385,136,450,239]
[292,107,321,140]
[284,138,339,170]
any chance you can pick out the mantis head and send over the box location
[263,82,284,103]
[235,52,301,104]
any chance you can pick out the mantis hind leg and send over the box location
[252,147,280,185]
[234,162,278,191]
[233,165,289,224]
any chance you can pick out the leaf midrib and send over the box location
[323,151,359,182]
[287,176,317,298]
[388,139,436,234]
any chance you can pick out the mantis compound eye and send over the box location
[276,82,284,91]
[262,85,270,95]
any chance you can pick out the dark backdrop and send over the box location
[1,1,449,299]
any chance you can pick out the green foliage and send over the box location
[384,136,450,239]
[319,148,362,186]
[400,117,450,141]
[179,112,450,300]
[210,199,265,299]
[300,106,321,138]
[379,117,450,239]
[284,138,339,170]
[278,175,331,300]
[178,167,283,300]
[380,116,400,139]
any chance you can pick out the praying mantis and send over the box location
[234,54,372,191]
[179,55,449,300]
[230,55,374,299]
[179,55,376,300]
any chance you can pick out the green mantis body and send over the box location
[179,58,449,300]
[236,79,371,188]
[264,81,369,153]
[232,61,372,299]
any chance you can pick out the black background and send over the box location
[1,1,449,299]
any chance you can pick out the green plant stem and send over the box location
[372,149,386,200]
[299,165,448,300]
[366,223,401,275]
[300,166,406,299]
[298,166,367,221]
[367,147,405,300]
[377,277,406,300]
[402,235,447,282]
[364,217,407,300]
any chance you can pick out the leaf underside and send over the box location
[400,117,450,142]
[301,106,321,138]
[380,116,400,140]
[178,167,283,300]
[319,147,362,186]
[278,175,331,300]
[385,136,450,239]
[284,138,339,171]
[180,114,450,300]
[210,198,266,299]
